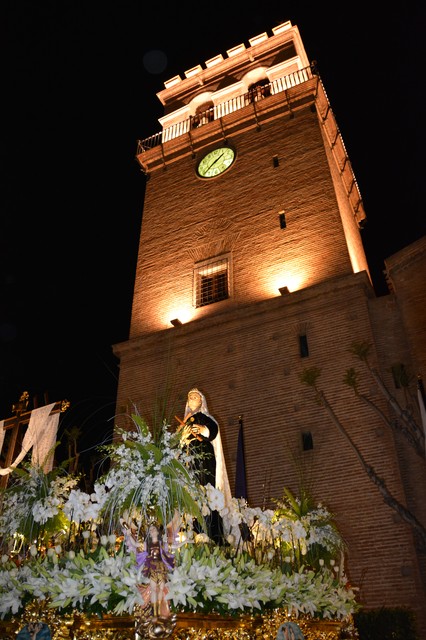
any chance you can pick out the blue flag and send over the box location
[234,416,247,500]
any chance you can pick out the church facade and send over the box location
[113,22,426,636]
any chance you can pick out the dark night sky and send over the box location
[1,2,424,461]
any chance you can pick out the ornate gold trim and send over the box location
[0,609,355,640]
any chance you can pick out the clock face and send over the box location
[197,147,236,178]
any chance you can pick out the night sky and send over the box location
[1,2,424,463]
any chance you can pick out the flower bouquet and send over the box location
[0,411,359,624]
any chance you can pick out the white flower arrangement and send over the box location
[0,414,359,622]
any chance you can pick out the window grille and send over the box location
[194,256,230,308]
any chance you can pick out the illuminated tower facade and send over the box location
[114,22,426,635]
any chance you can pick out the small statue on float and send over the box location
[136,521,175,619]
[122,518,177,638]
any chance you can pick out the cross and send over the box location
[1,391,70,489]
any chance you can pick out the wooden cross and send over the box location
[1,391,70,488]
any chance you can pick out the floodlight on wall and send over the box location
[279,286,290,296]
[170,318,183,327]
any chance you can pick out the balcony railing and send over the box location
[137,65,316,154]
[135,62,366,227]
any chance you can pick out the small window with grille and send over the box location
[193,255,231,308]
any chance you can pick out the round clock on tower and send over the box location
[196,146,236,178]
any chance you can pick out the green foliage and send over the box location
[354,607,418,640]
[348,341,371,362]
[343,368,359,391]
[0,463,80,549]
[277,486,314,519]
[300,367,322,387]
[98,416,205,530]
[272,487,345,573]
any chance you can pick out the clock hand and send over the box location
[206,152,224,172]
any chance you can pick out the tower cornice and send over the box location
[157,21,309,108]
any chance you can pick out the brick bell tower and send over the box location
[113,21,426,635]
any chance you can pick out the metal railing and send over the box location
[137,65,315,153]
